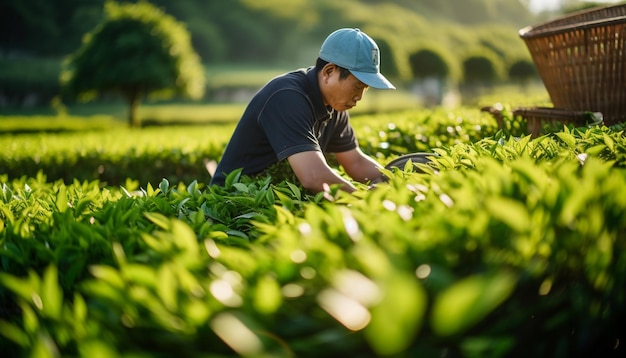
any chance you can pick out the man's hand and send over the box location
[288,151,357,193]
[335,147,384,184]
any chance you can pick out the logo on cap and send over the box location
[371,48,379,66]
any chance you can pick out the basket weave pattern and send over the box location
[519,5,626,125]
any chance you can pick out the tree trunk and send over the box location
[127,91,140,128]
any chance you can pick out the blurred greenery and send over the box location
[1,0,547,110]
[61,1,205,128]
[2,115,624,356]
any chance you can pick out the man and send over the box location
[209,28,395,193]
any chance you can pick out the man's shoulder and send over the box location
[266,67,312,88]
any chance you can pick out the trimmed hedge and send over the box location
[1,108,625,357]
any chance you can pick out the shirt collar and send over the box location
[306,67,333,121]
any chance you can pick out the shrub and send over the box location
[508,58,538,84]
[409,45,459,81]
[2,107,626,357]
[462,49,505,84]
[1,123,625,357]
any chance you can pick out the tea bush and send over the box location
[1,108,625,357]
[0,126,231,186]
[0,108,495,186]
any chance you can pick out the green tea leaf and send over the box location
[78,339,119,358]
[55,186,68,213]
[171,219,199,254]
[73,293,87,324]
[89,265,125,290]
[253,275,282,314]
[286,182,302,200]
[123,264,157,287]
[41,265,62,319]
[232,183,249,193]
[157,264,178,311]
[225,169,243,189]
[144,212,171,230]
[146,182,156,197]
[0,273,34,301]
[187,180,198,195]
[365,272,427,355]
[159,178,170,194]
[485,197,529,232]
[273,190,294,212]
[603,132,615,152]
[20,303,38,334]
[0,204,14,224]
[0,320,29,347]
[555,131,576,149]
[265,189,275,205]
[431,272,516,336]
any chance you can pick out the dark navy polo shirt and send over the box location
[210,66,358,186]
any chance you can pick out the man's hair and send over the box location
[316,58,351,80]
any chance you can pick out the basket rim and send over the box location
[519,4,626,39]
[512,106,588,116]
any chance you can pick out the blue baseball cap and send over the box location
[319,28,395,90]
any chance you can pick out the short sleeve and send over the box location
[258,89,321,160]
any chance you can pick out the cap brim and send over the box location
[351,71,396,90]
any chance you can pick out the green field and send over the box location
[1,82,625,357]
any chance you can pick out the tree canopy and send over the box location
[1,0,554,108]
[409,46,459,81]
[61,0,204,127]
[462,50,505,84]
[1,0,538,60]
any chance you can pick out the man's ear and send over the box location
[322,63,336,78]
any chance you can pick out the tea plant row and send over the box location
[1,108,625,357]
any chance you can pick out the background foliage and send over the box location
[60,0,205,127]
[1,0,544,108]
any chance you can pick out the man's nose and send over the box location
[354,90,364,101]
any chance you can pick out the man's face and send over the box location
[321,65,368,111]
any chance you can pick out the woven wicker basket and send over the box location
[512,107,601,137]
[519,4,626,125]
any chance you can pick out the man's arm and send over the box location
[288,151,358,193]
[334,147,384,184]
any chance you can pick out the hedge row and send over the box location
[1,110,625,357]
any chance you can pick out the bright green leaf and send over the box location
[144,211,172,230]
[485,197,529,232]
[555,131,576,149]
[273,190,294,212]
[55,186,68,213]
[603,132,615,152]
[89,265,125,290]
[365,272,427,355]
[41,265,63,319]
[431,272,516,336]
[156,264,178,311]
[0,273,33,301]
[0,320,29,347]
[232,183,249,193]
[225,169,243,189]
[253,275,282,314]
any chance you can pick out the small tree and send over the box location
[407,45,460,106]
[508,58,538,86]
[462,50,504,85]
[61,0,205,128]
[409,48,450,80]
